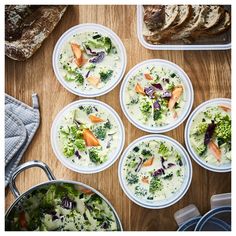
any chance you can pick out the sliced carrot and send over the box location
[173,111,178,119]
[87,76,100,87]
[71,43,83,67]
[135,83,145,95]
[208,141,221,162]
[141,176,149,184]
[19,211,27,229]
[168,86,183,110]
[81,188,94,195]
[83,129,100,146]
[142,157,154,167]
[218,105,231,113]
[89,115,104,123]
[144,73,153,80]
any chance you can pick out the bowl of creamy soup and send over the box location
[185,98,231,172]
[118,134,192,209]
[53,23,127,97]
[51,99,125,173]
[120,59,193,133]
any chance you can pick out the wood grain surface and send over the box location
[5,5,231,231]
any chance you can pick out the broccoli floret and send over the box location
[194,122,209,135]
[139,97,152,115]
[89,149,100,163]
[63,64,74,73]
[84,106,94,115]
[149,177,163,194]
[63,145,75,157]
[214,116,231,141]
[196,144,207,156]
[163,173,173,180]
[102,37,112,53]
[126,172,139,185]
[158,142,170,158]
[167,82,175,91]
[99,69,113,82]
[74,139,86,151]
[141,149,152,156]
[94,126,107,140]
[85,63,96,70]
[85,36,112,54]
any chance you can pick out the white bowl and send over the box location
[119,59,194,133]
[185,98,231,173]
[118,134,192,209]
[51,99,125,174]
[52,23,127,97]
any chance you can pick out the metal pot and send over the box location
[174,193,231,231]
[5,160,123,231]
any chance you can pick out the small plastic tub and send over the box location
[53,23,127,97]
[137,5,231,50]
[51,99,125,174]
[185,98,231,173]
[118,134,192,209]
[120,59,194,133]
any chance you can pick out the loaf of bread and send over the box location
[143,5,231,45]
[5,5,67,61]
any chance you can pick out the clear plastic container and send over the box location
[137,5,231,50]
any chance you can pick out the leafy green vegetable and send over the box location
[153,109,162,121]
[135,186,147,197]
[141,149,152,156]
[149,177,163,194]
[94,126,107,140]
[99,69,113,82]
[75,72,84,85]
[104,120,112,129]
[133,146,140,152]
[163,173,173,180]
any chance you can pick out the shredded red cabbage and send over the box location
[162,91,172,98]
[89,51,105,63]
[204,121,216,145]
[144,86,156,98]
[153,168,165,177]
[61,196,76,209]
[152,83,163,90]
[153,100,161,110]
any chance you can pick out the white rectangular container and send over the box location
[137,5,231,50]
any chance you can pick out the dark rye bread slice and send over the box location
[145,5,192,44]
[5,5,67,61]
[143,5,179,38]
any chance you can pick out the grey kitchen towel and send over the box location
[5,93,40,186]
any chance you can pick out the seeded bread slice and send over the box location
[145,5,192,44]
[143,5,179,37]
[170,5,208,42]
[202,10,231,35]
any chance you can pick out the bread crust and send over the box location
[5,5,67,61]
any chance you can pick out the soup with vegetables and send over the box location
[122,139,185,201]
[6,183,119,231]
[58,31,121,93]
[190,104,231,166]
[57,104,120,167]
[124,65,186,128]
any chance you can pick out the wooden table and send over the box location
[5,5,231,231]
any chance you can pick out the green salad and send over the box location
[122,139,185,201]
[6,183,119,231]
[59,31,121,92]
[190,104,231,166]
[124,65,186,127]
[57,104,120,167]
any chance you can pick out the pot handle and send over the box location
[9,160,56,198]
[174,204,201,227]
